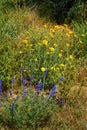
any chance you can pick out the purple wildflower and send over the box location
[23,89,27,96]
[59,98,63,104]
[22,76,27,86]
[9,90,13,96]
[30,76,34,84]
[59,77,64,83]
[48,84,56,98]
[0,79,2,93]
[43,70,48,78]
[20,66,24,74]
[11,77,16,85]
[36,81,43,93]
[11,102,15,111]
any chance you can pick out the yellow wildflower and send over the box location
[74,34,78,38]
[69,55,73,60]
[22,39,28,44]
[43,24,47,28]
[60,64,65,67]
[64,24,68,27]
[49,33,54,38]
[79,40,83,44]
[68,31,73,34]
[81,34,85,37]
[50,66,56,71]
[19,51,23,54]
[66,33,70,37]
[58,53,62,58]
[53,43,57,47]
[50,66,54,70]
[50,28,55,33]
[30,44,33,47]
[54,25,60,30]
[60,50,63,52]
[49,47,55,52]
[66,43,70,47]
[41,67,46,72]
[42,40,48,46]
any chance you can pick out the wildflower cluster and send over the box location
[0,67,64,129]
[1,11,85,89]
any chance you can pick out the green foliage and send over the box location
[0,8,87,90]
[0,11,24,89]
[0,89,56,129]
[0,81,86,130]
[0,0,87,23]
[72,21,87,57]
[0,3,87,130]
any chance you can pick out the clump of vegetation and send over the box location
[0,0,87,23]
[0,7,87,89]
[0,68,86,130]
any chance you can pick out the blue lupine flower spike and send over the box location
[9,90,13,96]
[11,77,16,84]
[0,79,2,93]
[59,77,64,83]
[59,98,63,104]
[48,84,56,98]
[44,70,48,78]
[22,76,27,86]
[30,76,34,84]
[23,89,27,96]
[36,81,43,94]
[20,66,24,74]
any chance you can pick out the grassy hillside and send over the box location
[0,2,87,130]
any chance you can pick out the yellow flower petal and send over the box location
[49,47,55,52]
[58,53,62,58]
[60,64,65,67]
[69,55,73,59]
[66,43,70,47]
[41,67,46,72]
[42,40,48,46]
[22,39,28,44]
